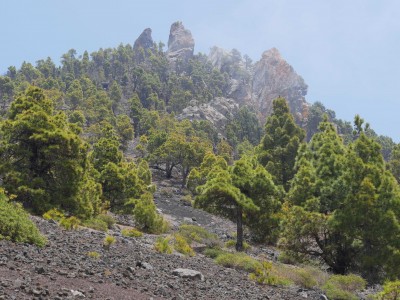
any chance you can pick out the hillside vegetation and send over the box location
[0,21,399,299]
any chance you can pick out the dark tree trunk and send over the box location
[166,163,174,179]
[236,205,244,252]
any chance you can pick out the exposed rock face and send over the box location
[252,48,308,121]
[208,47,232,71]
[207,47,308,124]
[177,97,239,131]
[171,23,308,128]
[209,47,253,107]
[133,28,154,51]
[167,22,195,64]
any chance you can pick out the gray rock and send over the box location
[13,279,23,289]
[206,46,309,126]
[183,217,193,224]
[133,28,154,51]
[167,21,194,64]
[172,268,204,281]
[136,261,154,270]
[71,289,85,298]
[320,295,328,300]
[299,291,308,298]
[177,97,239,132]
[209,47,252,106]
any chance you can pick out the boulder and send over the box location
[136,261,154,270]
[172,268,204,281]
[70,290,85,298]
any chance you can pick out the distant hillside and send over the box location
[0,21,395,157]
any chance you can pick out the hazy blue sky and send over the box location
[1,1,399,140]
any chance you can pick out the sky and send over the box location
[1,0,399,141]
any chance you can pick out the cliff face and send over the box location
[133,21,309,127]
[167,22,195,64]
[252,48,308,122]
[208,47,253,108]
[208,46,308,123]
[133,28,154,51]
[177,97,239,132]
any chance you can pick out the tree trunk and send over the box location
[236,206,244,252]
[166,163,173,179]
[181,167,190,188]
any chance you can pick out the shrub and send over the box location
[293,266,327,288]
[322,274,366,300]
[132,193,169,234]
[214,252,261,273]
[154,236,173,254]
[173,234,195,256]
[103,235,116,249]
[180,194,193,206]
[121,228,143,238]
[277,251,300,265]
[375,280,400,300]
[271,264,328,288]
[83,218,108,232]
[43,208,64,221]
[225,239,250,250]
[204,248,225,259]
[249,261,290,286]
[178,224,219,247]
[87,251,101,259]
[96,214,116,229]
[0,191,46,247]
[160,188,173,198]
[60,216,81,230]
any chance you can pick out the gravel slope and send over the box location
[0,174,327,299]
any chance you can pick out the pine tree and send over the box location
[388,144,400,184]
[0,86,95,216]
[258,97,305,191]
[195,156,279,250]
[281,117,400,279]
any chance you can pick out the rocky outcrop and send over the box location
[208,47,232,71]
[177,97,239,131]
[167,22,195,64]
[209,47,252,107]
[252,48,308,121]
[133,28,154,51]
[169,23,308,127]
[207,46,308,124]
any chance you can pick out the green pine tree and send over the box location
[258,97,305,191]
[0,86,95,216]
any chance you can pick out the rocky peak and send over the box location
[260,47,282,61]
[252,48,308,121]
[133,28,154,51]
[167,21,195,63]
